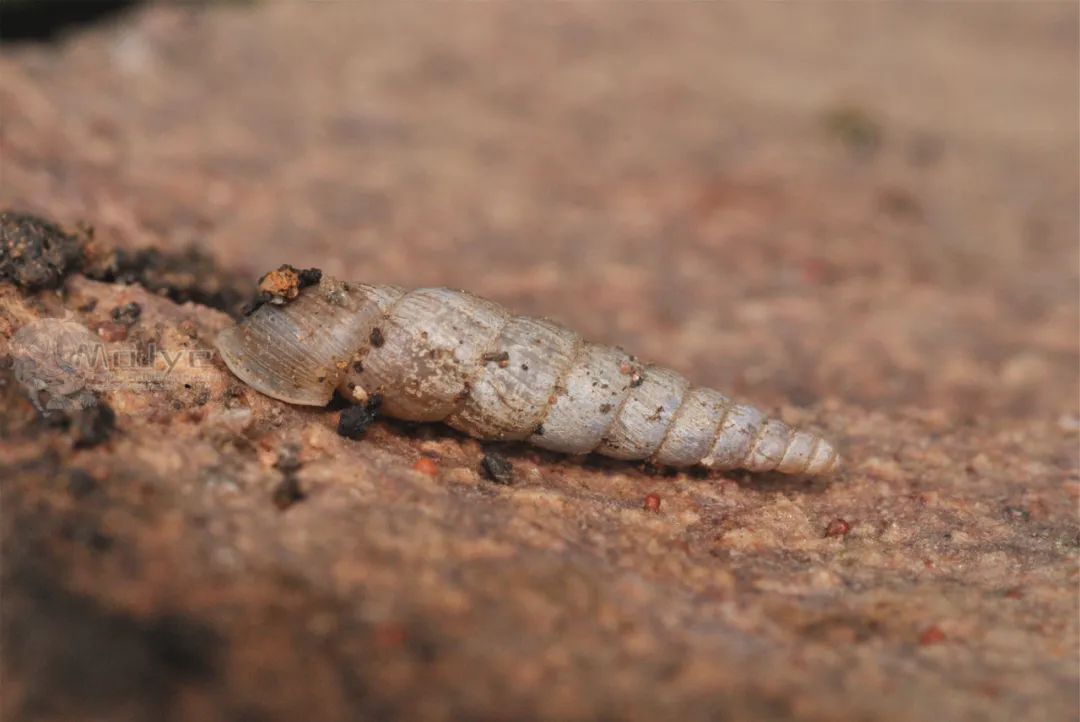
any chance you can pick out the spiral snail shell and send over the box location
[216,276,841,475]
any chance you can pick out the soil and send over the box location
[1,3,1077,722]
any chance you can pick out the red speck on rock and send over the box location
[643,493,662,512]
[824,518,851,537]
[374,621,408,649]
[919,625,947,646]
[413,457,439,477]
[800,257,832,284]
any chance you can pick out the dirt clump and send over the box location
[0,211,85,291]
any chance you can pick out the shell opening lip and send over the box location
[215,326,334,407]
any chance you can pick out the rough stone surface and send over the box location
[1,4,1077,722]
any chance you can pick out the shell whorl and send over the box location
[216,277,840,475]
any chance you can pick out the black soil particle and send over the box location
[297,267,322,289]
[273,444,303,474]
[0,210,85,291]
[271,444,305,509]
[271,475,305,510]
[110,301,142,325]
[337,396,382,440]
[481,451,515,486]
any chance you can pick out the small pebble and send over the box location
[258,265,302,303]
[481,452,515,485]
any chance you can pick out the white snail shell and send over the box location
[216,277,841,475]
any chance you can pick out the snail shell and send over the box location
[216,277,840,475]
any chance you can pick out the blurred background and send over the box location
[3,0,1077,417]
[1,2,1077,722]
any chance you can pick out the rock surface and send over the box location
[1,3,1077,722]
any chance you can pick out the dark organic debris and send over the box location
[337,396,382,440]
[85,245,250,318]
[0,210,85,291]
[0,210,247,316]
[481,451,515,486]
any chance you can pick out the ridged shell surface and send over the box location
[216,278,840,475]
